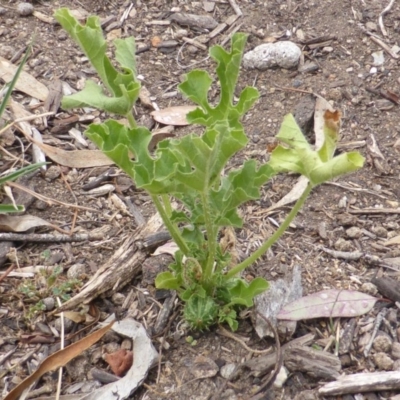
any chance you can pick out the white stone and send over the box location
[243,41,301,70]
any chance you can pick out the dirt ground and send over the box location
[2,0,400,399]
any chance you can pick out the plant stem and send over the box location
[226,181,313,279]
[161,194,173,217]
[151,194,190,256]
[127,112,137,129]
[201,192,217,280]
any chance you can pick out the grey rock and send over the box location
[220,363,236,379]
[17,3,34,16]
[67,263,86,279]
[243,41,301,70]
[42,297,55,311]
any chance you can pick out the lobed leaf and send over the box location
[54,8,140,115]
[269,114,364,186]
[179,33,259,130]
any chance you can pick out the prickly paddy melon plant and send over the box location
[55,8,364,330]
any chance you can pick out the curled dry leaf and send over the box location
[0,214,55,233]
[277,289,378,321]
[3,321,114,400]
[139,86,153,108]
[33,142,113,168]
[0,56,49,101]
[104,349,133,377]
[151,105,197,126]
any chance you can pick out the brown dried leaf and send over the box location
[139,86,153,108]
[104,349,133,377]
[0,214,54,232]
[151,105,197,126]
[0,56,49,101]
[33,142,113,168]
[3,321,114,400]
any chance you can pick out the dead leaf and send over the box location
[148,126,175,151]
[277,289,378,321]
[139,86,153,109]
[76,318,158,400]
[9,100,46,168]
[153,241,179,256]
[3,321,114,400]
[20,333,56,344]
[62,311,87,324]
[44,79,63,113]
[384,235,400,246]
[33,10,54,24]
[265,176,309,213]
[314,96,335,149]
[33,142,113,168]
[0,214,55,233]
[151,105,197,126]
[107,29,122,41]
[104,349,133,377]
[0,56,49,101]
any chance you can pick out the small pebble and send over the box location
[45,166,61,181]
[292,79,303,88]
[334,237,354,251]
[360,282,378,296]
[0,7,6,15]
[220,363,236,379]
[243,41,301,70]
[42,297,55,311]
[54,317,74,333]
[67,263,86,280]
[17,2,34,16]
[121,338,132,351]
[373,334,392,353]
[373,352,394,370]
[392,342,400,360]
[371,225,388,238]
[394,360,400,371]
[346,226,362,239]
[112,292,126,306]
[273,366,288,388]
[366,21,378,31]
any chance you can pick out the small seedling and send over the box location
[18,265,82,320]
[55,8,364,330]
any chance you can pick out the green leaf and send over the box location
[54,8,140,115]
[114,37,137,73]
[269,113,365,186]
[210,160,275,226]
[179,33,259,129]
[218,307,238,331]
[228,277,269,307]
[184,295,218,330]
[0,163,46,186]
[0,204,24,213]
[155,271,180,290]
[0,45,31,119]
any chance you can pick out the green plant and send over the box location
[0,46,46,212]
[55,8,364,330]
[19,265,82,320]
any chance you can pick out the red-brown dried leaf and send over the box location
[104,349,133,377]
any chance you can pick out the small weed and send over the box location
[18,265,82,320]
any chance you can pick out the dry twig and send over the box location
[379,0,396,36]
